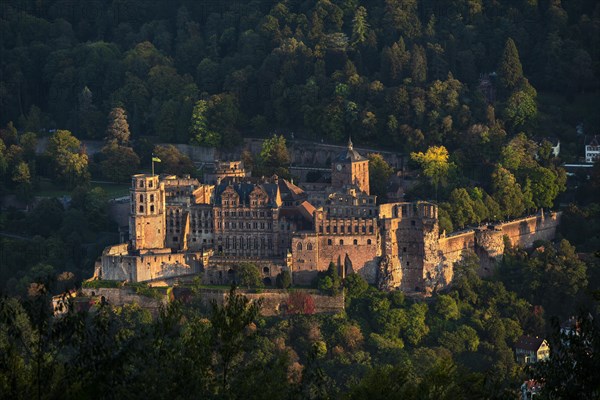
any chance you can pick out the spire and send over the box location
[348,136,353,150]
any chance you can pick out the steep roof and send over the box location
[333,138,365,163]
[515,336,546,351]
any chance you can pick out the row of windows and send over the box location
[136,179,154,188]
[319,225,374,234]
[133,194,156,203]
[327,207,374,216]
[218,237,274,250]
[324,239,372,246]
[222,199,266,206]
[218,210,271,218]
[134,205,155,213]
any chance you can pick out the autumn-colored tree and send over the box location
[286,291,315,315]
[410,145,450,200]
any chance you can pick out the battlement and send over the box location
[378,201,438,220]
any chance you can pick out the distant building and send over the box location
[584,135,599,163]
[203,160,250,184]
[515,336,550,364]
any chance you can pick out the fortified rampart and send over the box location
[194,288,345,316]
[79,287,343,317]
[433,211,562,283]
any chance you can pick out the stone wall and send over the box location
[100,246,203,282]
[291,232,379,285]
[81,287,166,312]
[196,288,345,316]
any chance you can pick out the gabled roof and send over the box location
[297,201,316,221]
[515,336,547,351]
[585,135,599,146]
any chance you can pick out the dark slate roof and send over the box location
[213,182,256,204]
[515,336,546,351]
[585,135,599,146]
[333,138,365,163]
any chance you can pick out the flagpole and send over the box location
[152,154,155,176]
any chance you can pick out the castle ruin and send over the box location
[96,140,561,293]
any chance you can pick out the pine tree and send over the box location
[498,38,523,92]
[105,107,131,146]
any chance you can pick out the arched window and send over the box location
[297,242,302,251]
[339,239,344,245]
[150,194,154,202]
[367,239,372,245]
[307,243,313,251]
[150,205,155,213]
[353,239,358,245]
[139,194,144,202]
[327,239,332,245]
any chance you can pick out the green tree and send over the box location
[258,134,291,178]
[210,286,261,393]
[449,188,477,229]
[498,38,523,92]
[503,90,537,129]
[189,100,220,147]
[101,146,141,183]
[435,294,460,320]
[351,6,369,46]
[153,145,196,176]
[276,270,292,289]
[368,153,394,203]
[344,273,369,300]
[105,107,131,146]
[492,166,525,218]
[46,130,89,188]
[236,263,263,288]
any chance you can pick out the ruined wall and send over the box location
[500,212,561,248]
[100,248,203,282]
[433,211,562,281]
[291,233,379,285]
[197,289,345,316]
[80,287,166,312]
[436,231,476,285]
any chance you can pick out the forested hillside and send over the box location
[1,2,600,398]
[1,0,598,150]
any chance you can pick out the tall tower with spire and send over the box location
[331,137,370,194]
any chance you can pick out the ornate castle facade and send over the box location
[97,140,561,292]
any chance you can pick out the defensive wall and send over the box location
[79,287,343,317]
[194,288,345,316]
[80,287,166,313]
[435,211,562,282]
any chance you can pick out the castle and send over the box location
[97,139,561,293]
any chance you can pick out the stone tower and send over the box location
[331,138,370,194]
[129,174,166,250]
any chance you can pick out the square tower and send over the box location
[129,174,166,250]
[331,138,370,194]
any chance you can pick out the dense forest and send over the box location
[1,0,599,398]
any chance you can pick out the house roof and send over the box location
[515,335,546,351]
[585,135,599,146]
